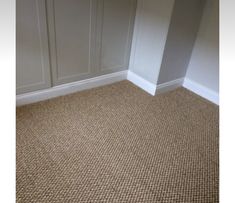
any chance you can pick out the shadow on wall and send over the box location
[129,0,175,84]
[157,0,206,85]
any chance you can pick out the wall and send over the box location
[129,0,175,84]
[186,0,219,93]
[157,0,205,85]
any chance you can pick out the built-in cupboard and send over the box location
[16,0,136,94]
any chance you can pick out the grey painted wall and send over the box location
[157,0,205,85]
[186,0,219,93]
[129,0,175,84]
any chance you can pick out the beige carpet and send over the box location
[16,81,219,203]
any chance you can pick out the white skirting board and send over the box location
[16,71,128,106]
[16,70,219,106]
[127,71,157,95]
[183,78,219,105]
[156,78,184,95]
[127,72,184,96]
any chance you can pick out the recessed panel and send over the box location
[100,0,136,71]
[16,0,51,94]
[51,0,93,84]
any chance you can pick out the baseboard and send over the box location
[156,78,184,95]
[16,71,127,106]
[17,71,219,106]
[183,78,219,105]
[127,71,157,95]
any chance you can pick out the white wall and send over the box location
[129,0,175,84]
[186,0,219,93]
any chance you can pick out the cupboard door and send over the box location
[16,0,51,94]
[97,0,137,74]
[47,0,97,86]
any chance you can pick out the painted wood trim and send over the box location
[16,71,127,106]
[156,78,184,94]
[127,71,157,95]
[183,78,219,105]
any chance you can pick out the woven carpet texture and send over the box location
[16,81,219,203]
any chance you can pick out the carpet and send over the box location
[16,81,219,202]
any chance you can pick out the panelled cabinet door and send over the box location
[16,0,137,90]
[47,0,137,86]
[16,0,52,95]
[47,0,98,86]
[97,0,137,75]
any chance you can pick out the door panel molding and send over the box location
[16,0,51,94]
[47,0,98,86]
[96,0,137,74]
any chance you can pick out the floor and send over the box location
[16,81,219,203]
